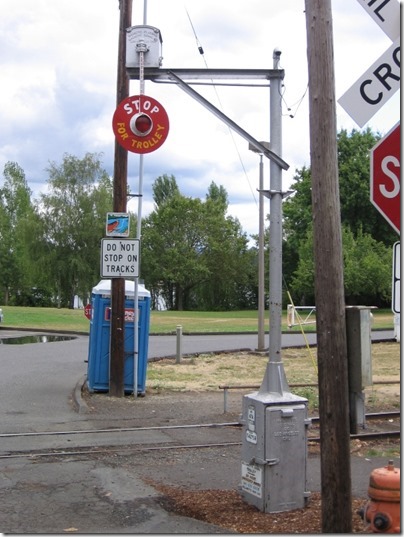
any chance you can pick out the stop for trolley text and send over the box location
[115,122,165,144]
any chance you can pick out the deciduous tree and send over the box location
[39,153,113,307]
[0,162,36,304]
[283,128,396,306]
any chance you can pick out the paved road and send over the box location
[0,328,394,435]
[148,330,394,358]
[0,331,88,434]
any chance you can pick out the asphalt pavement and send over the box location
[147,329,394,358]
[0,328,394,435]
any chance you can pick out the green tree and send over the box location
[284,128,397,249]
[152,174,180,207]
[342,227,392,306]
[283,128,397,305]
[0,162,37,304]
[141,178,253,310]
[142,193,209,310]
[39,153,113,307]
[283,166,312,286]
[206,181,228,211]
[337,128,397,244]
[288,227,316,305]
[290,226,392,307]
[194,183,253,310]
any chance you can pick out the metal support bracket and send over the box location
[258,189,294,199]
[166,71,289,170]
[128,67,285,82]
[126,64,290,169]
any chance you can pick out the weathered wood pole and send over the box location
[304,0,352,532]
[110,0,132,397]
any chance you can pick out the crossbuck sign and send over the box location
[338,0,400,127]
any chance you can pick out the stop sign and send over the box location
[84,304,92,320]
[370,122,400,234]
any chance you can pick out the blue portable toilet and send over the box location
[87,279,151,395]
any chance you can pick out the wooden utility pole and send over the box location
[110,0,132,397]
[304,1,352,532]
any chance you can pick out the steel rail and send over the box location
[308,430,400,443]
[0,441,241,460]
[0,422,240,439]
[309,410,400,424]
[0,429,399,461]
[0,411,399,439]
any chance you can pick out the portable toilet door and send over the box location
[87,279,151,394]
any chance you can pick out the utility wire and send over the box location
[185,6,258,206]
[185,8,206,63]
[282,84,309,119]
[274,56,308,120]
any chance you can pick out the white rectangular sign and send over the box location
[356,0,400,41]
[101,238,139,278]
[392,242,400,314]
[241,463,262,498]
[338,37,400,127]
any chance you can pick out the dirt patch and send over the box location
[152,487,368,534]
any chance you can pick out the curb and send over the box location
[73,374,89,414]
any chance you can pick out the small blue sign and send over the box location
[106,212,130,237]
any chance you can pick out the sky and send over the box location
[0,0,400,244]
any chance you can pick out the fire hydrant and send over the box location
[359,460,400,533]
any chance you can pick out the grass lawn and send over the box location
[146,341,401,414]
[0,305,395,334]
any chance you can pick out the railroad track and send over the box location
[0,411,399,460]
[308,410,401,441]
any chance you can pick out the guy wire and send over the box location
[185,6,258,206]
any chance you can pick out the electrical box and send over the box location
[126,25,163,68]
[240,391,311,513]
[346,305,374,431]
[346,306,373,389]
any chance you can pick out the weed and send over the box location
[366,445,400,458]
[293,387,319,412]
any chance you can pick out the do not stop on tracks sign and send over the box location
[370,122,400,235]
[112,94,169,154]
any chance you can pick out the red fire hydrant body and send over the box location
[361,460,400,533]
